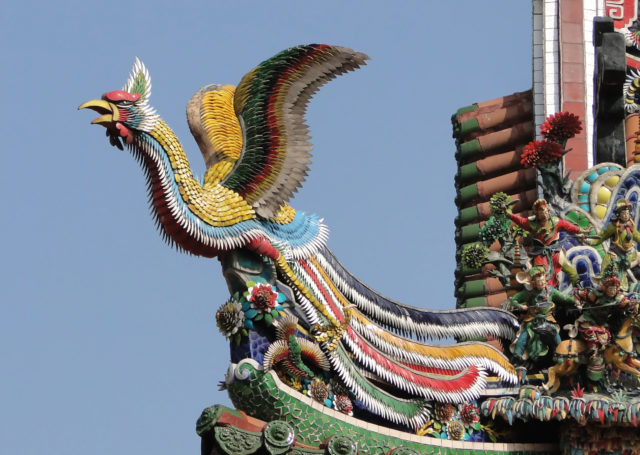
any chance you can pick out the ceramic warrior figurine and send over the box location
[573,271,638,382]
[504,199,584,286]
[508,266,577,366]
[589,199,640,291]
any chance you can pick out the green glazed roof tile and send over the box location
[457,223,481,243]
[459,162,480,182]
[457,184,479,205]
[459,117,480,136]
[457,206,480,225]
[462,296,488,308]
[455,104,479,117]
[458,279,486,298]
[458,139,482,160]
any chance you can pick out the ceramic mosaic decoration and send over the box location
[82,28,640,454]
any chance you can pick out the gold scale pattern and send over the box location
[195,83,296,225]
[149,120,255,227]
[200,85,242,186]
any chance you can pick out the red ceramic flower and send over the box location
[333,395,353,415]
[248,283,278,310]
[460,403,479,426]
[520,140,564,168]
[540,112,582,143]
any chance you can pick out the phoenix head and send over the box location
[79,58,158,150]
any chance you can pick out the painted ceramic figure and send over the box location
[505,199,584,286]
[508,266,577,364]
[573,273,635,381]
[589,199,640,291]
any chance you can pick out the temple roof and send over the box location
[452,90,536,312]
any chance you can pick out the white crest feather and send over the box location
[123,57,152,103]
[119,57,158,132]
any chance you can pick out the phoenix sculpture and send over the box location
[80,45,518,429]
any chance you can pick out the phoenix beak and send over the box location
[78,99,120,124]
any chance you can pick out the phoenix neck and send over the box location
[130,119,255,257]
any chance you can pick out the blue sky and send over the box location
[1,2,530,453]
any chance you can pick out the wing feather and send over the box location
[228,44,369,217]
[186,84,243,186]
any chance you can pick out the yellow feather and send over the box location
[201,86,242,166]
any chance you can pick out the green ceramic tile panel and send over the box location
[222,361,562,454]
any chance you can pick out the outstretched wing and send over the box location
[187,84,244,186]
[227,44,369,218]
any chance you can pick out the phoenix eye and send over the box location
[117,100,133,107]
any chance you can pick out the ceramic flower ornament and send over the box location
[241,281,286,328]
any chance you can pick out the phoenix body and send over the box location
[80,45,519,428]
